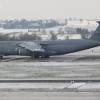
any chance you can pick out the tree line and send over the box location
[0,19,60,29]
[0,28,91,41]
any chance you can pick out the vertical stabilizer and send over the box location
[90,21,100,41]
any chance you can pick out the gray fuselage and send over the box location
[0,39,100,57]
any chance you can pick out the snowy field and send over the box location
[0,46,100,80]
[0,92,100,100]
[0,82,100,92]
[0,46,100,99]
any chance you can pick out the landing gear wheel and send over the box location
[44,55,50,58]
[41,55,50,59]
[31,53,39,59]
[0,56,3,60]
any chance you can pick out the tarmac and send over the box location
[0,46,100,99]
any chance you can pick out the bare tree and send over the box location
[50,31,57,40]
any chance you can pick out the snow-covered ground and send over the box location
[0,28,29,34]
[0,92,99,100]
[0,46,100,99]
[0,46,100,80]
[0,82,100,92]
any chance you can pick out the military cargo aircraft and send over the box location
[0,21,100,59]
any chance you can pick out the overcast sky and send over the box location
[0,0,99,20]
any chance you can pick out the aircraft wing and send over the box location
[19,42,45,52]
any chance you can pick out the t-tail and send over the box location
[90,21,100,41]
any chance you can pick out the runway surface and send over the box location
[0,47,100,80]
[0,81,100,92]
[0,46,100,99]
[0,92,100,100]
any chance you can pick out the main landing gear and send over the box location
[0,56,3,60]
[31,53,50,59]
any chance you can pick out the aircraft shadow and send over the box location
[0,55,100,62]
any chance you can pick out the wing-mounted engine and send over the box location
[19,42,45,58]
[19,42,44,52]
